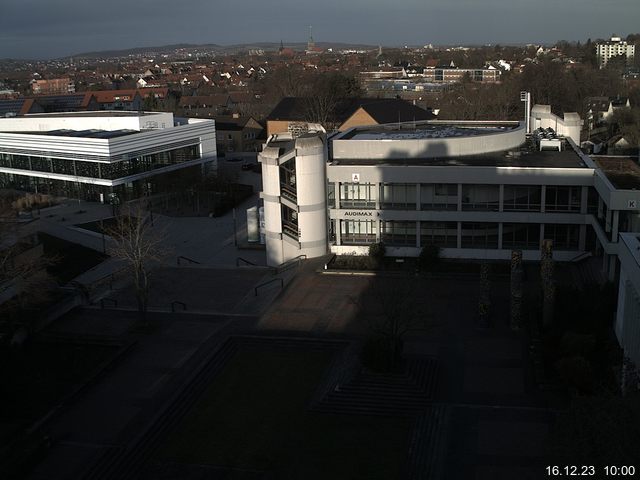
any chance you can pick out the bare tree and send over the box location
[304,73,363,130]
[356,276,432,369]
[106,206,167,324]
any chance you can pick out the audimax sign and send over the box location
[342,211,381,218]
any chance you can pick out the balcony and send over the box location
[282,220,299,240]
[281,184,297,203]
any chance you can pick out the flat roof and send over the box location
[17,129,139,139]
[330,148,588,169]
[341,123,517,140]
[22,111,160,118]
[594,156,640,190]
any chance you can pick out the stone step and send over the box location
[406,405,449,480]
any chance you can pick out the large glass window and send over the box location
[545,186,581,212]
[461,185,499,211]
[461,222,499,249]
[52,158,76,175]
[544,224,580,250]
[381,221,416,246]
[279,158,296,201]
[281,205,298,239]
[503,186,542,211]
[421,183,458,210]
[340,182,376,209]
[100,145,200,180]
[340,220,377,244]
[420,221,457,247]
[74,160,100,178]
[502,223,540,249]
[379,183,416,210]
[327,182,335,209]
[10,155,30,170]
[0,153,11,168]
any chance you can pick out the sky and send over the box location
[1,0,639,59]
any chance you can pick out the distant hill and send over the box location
[71,42,378,59]
[73,43,223,58]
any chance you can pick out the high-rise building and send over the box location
[596,36,635,68]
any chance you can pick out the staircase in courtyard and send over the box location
[313,356,439,416]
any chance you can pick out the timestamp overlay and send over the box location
[546,465,637,477]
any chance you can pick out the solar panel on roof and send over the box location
[0,99,26,116]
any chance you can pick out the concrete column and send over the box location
[457,221,462,248]
[580,186,588,214]
[375,182,381,210]
[334,182,340,209]
[539,223,545,253]
[598,197,604,219]
[457,184,462,211]
[579,224,587,251]
[415,183,421,211]
[335,219,341,245]
[499,185,504,212]
[612,210,620,241]
[606,207,612,232]
[498,223,504,249]
[608,254,617,282]
[416,221,421,248]
[540,185,546,213]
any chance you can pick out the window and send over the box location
[461,185,499,211]
[340,220,377,244]
[327,182,335,209]
[340,182,376,209]
[420,221,457,247]
[279,158,296,201]
[544,224,579,250]
[502,223,540,249]
[380,183,416,210]
[381,221,416,246]
[461,223,499,249]
[281,205,298,239]
[421,183,458,210]
[503,186,541,211]
[545,186,581,212]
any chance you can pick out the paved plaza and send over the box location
[12,162,556,478]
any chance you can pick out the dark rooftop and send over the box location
[330,147,588,169]
[266,97,434,124]
[341,122,516,140]
[18,129,139,139]
[594,156,640,190]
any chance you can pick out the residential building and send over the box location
[596,36,636,69]
[92,90,143,111]
[215,115,264,155]
[0,111,216,202]
[31,78,76,95]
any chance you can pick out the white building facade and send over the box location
[259,112,640,387]
[0,111,217,201]
[597,36,636,69]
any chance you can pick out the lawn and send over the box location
[156,343,412,479]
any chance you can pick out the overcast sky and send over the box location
[1,0,638,59]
